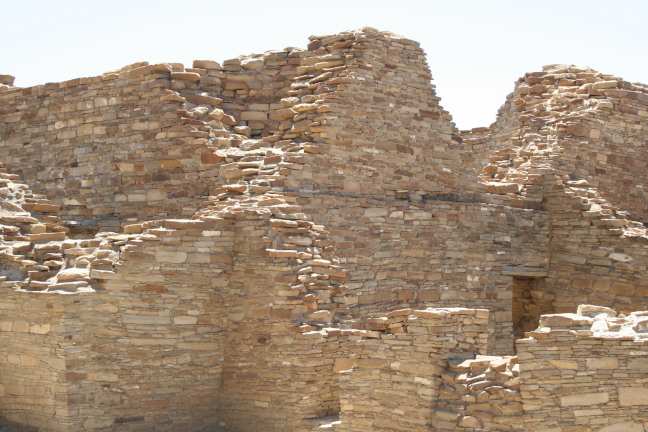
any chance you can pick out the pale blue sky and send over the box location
[2,0,646,130]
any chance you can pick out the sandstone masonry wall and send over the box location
[337,307,489,432]
[434,355,522,431]
[0,65,225,231]
[517,305,648,432]
[0,292,74,431]
[3,28,648,432]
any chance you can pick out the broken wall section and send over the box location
[476,65,648,319]
[278,28,478,200]
[242,28,550,353]
[517,305,648,432]
[544,175,648,316]
[0,65,225,231]
[434,355,522,431]
[556,78,648,222]
[293,196,549,353]
[337,307,489,432]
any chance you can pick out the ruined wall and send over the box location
[517,305,648,432]
[544,177,648,316]
[337,307,490,432]
[434,355,521,431]
[476,65,648,323]
[559,79,648,222]
[0,292,76,431]
[216,50,304,137]
[335,305,648,432]
[1,29,553,356]
[4,27,648,432]
[295,195,548,353]
[1,200,353,431]
[0,65,225,231]
[278,28,477,199]
[198,196,350,431]
[241,29,549,353]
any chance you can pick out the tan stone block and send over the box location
[4,384,25,395]
[619,387,648,406]
[592,80,618,89]
[599,422,644,432]
[390,361,443,375]
[571,278,591,289]
[241,111,267,121]
[459,416,482,428]
[610,281,634,295]
[355,359,387,369]
[193,60,221,70]
[177,342,219,350]
[94,304,119,313]
[586,357,618,370]
[29,323,51,334]
[12,320,29,333]
[123,315,170,325]
[549,359,579,369]
[560,391,609,407]
[133,285,165,293]
[267,249,298,258]
[88,371,119,382]
[334,358,354,372]
[173,316,198,325]
[364,208,388,217]
[155,251,187,263]
[188,253,210,264]
[188,395,216,406]
[83,418,113,429]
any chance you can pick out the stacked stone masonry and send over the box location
[2,27,648,431]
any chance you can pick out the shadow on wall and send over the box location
[0,417,37,432]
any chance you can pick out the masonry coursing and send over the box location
[2,27,648,431]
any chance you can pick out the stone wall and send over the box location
[0,292,75,431]
[0,64,227,232]
[475,64,648,326]
[297,195,549,354]
[4,27,648,432]
[434,355,521,431]
[517,305,648,432]
[336,305,648,432]
[561,79,648,222]
[337,307,490,432]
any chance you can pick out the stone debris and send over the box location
[1,27,648,432]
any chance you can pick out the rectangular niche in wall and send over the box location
[503,267,550,342]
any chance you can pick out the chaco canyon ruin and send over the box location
[1,27,648,431]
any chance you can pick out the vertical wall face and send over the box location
[44,220,233,431]
[0,68,222,231]
[337,308,490,432]
[540,163,648,317]
[296,197,549,353]
[0,294,71,431]
[262,29,550,354]
[562,86,648,223]
[517,307,648,432]
[474,65,648,323]
[206,198,352,432]
[287,29,477,200]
